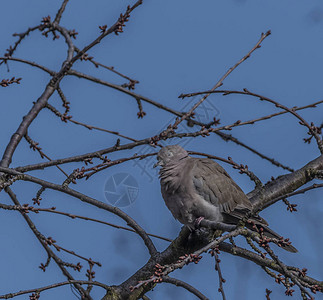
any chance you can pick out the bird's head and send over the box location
[154,145,189,168]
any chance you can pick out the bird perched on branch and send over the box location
[154,144,297,253]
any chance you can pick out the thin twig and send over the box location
[0,203,173,243]
[0,167,158,258]
[0,280,110,299]
[264,245,314,299]
[54,0,70,24]
[45,103,138,142]
[214,252,226,300]
[24,134,69,177]
[0,57,55,75]
[4,187,90,299]
[163,30,271,137]
[215,131,294,172]
[131,228,244,292]
[0,25,41,67]
[261,183,323,210]
[181,89,323,153]
[80,152,157,179]
[75,46,139,87]
[15,103,313,173]
[68,69,184,116]
[71,1,143,64]
[163,276,209,300]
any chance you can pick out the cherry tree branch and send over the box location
[161,30,271,137]
[162,276,209,300]
[0,203,172,243]
[180,89,323,153]
[54,0,70,24]
[0,280,109,299]
[4,187,91,299]
[0,166,158,258]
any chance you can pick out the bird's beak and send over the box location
[153,161,162,168]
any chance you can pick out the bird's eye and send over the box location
[167,152,173,157]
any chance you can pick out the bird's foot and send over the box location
[194,216,205,229]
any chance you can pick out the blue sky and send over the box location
[0,1,322,299]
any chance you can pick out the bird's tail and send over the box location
[222,210,298,253]
[247,222,298,253]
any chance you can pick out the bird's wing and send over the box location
[192,158,252,212]
[192,158,268,225]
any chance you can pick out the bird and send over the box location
[154,144,297,253]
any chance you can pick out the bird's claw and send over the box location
[194,216,205,229]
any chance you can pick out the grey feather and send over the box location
[156,145,297,253]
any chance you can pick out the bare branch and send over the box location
[162,30,271,137]
[54,0,70,24]
[68,69,184,116]
[4,187,90,299]
[250,154,323,210]
[0,203,172,243]
[0,56,55,75]
[45,103,138,142]
[0,280,110,299]
[75,46,139,88]
[212,251,226,300]
[0,167,158,258]
[24,134,69,177]
[216,131,295,172]
[0,25,40,67]
[162,276,209,300]
[261,182,323,211]
[72,1,143,63]
[181,89,323,153]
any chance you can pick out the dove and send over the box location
[154,145,297,253]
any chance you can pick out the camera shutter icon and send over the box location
[104,173,139,207]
